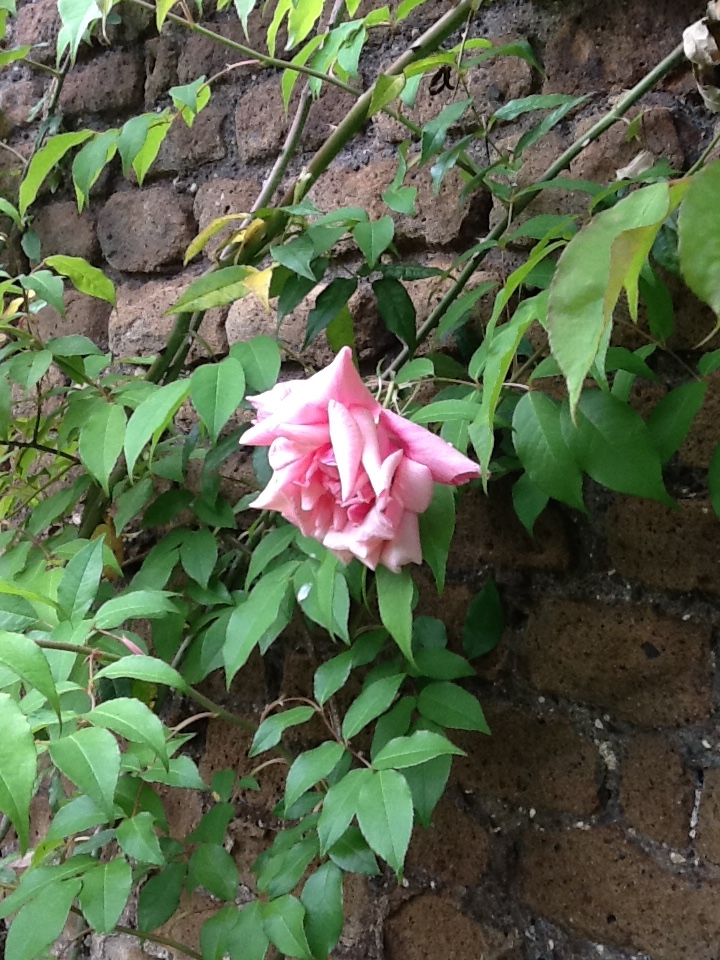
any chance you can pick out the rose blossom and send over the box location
[242,347,480,572]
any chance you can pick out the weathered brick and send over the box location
[522,599,713,726]
[607,497,720,594]
[15,0,60,63]
[97,187,196,273]
[569,107,684,184]
[192,177,261,258]
[303,86,358,151]
[696,768,720,866]
[34,290,111,349]
[144,36,179,107]
[177,18,277,85]
[235,78,288,163]
[450,480,569,572]
[620,734,693,847]
[153,106,228,174]
[0,78,44,129]
[33,201,100,263]
[59,51,144,116]
[386,896,520,960]
[407,794,490,887]
[680,371,720,468]
[453,705,600,815]
[309,159,490,247]
[518,825,720,960]
[111,277,227,358]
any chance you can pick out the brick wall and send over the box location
[4,1,720,958]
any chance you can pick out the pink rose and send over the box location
[242,347,480,572]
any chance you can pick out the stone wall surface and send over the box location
[3,0,720,959]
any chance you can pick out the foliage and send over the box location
[0,0,719,956]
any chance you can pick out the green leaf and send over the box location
[47,796,105,842]
[341,673,405,740]
[262,895,312,960]
[79,858,132,934]
[19,131,93,215]
[313,650,353,705]
[492,93,581,122]
[285,741,346,810]
[512,472,549,535]
[421,99,472,163]
[563,391,672,504]
[187,802,235,845]
[512,392,584,510]
[402,752,452,827]
[79,403,127,495]
[354,216,394,269]
[410,398,480,424]
[155,0,176,29]
[0,630,60,718]
[418,483,455,594]
[169,76,211,126]
[287,0,323,48]
[0,693,36,851]
[45,255,116,306]
[57,537,104,621]
[85,698,169,769]
[370,696,416,757]
[679,162,720,322]
[548,181,672,413]
[168,267,252,314]
[304,278,357,349]
[462,577,504,658]
[373,729,463,770]
[137,862,186,932]
[246,525,297,588]
[328,826,379,875]
[191,358,246,443]
[124,380,191,475]
[47,334,103,357]
[230,335,281,392]
[234,0,257,33]
[417,682,490,733]
[317,767,371,854]
[48,727,120,818]
[395,357,434,384]
[647,381,707,463]
[116,812,165,865]
[356,769,413,874]
[5,878,81,960]
[376,565,414,663]
[72,130,119,211]
[301,862,343,960]
[95,655,188,692]
[189,843,239,901]
[368,74,405,117]
[180,528,219,589]
[250,706,315,757]
[94,590,179,629]
[223,572,295,683]
[271,235,317,281]
[20,271,65,313]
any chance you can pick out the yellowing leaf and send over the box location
[184,214,250,265]
[242,266,273,312]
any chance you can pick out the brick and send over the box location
[34,290,111,349]
[235,78,287,163]
[111,277,227,359]
[192,177,261,258]
[177,18,277,85]
[663,272,720,352]
[697,769,720,866]
[144,36,179,107]
[303,86,358,152]
[453,705,600,815]
[386,896,519,960]
[15,0,60,63]
[542,0,701,95]
[680,371,720,468]
[522,598,713,727]
[97,187,195,272]
[518,825,720,960]
[607,496,720,594]
[33,201,100,263]
[309,159,490,247]
[59,51,144,116]
[153,106,228,174]
[406,794,490,887]
[620,734,693,847]
[450,480,569,572]
[0,78,44,129]
[570,107,684,184]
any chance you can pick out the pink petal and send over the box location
[352,408,385,495]
[392,457,434,513]
[379,510,422,572]
[328,401,363,501]
[379,409,481,486]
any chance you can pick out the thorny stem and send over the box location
[384,40,687,374]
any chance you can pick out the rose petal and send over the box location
[392,457,434,513]
[328,400,363,501]
[379,408,481,485]
[379,510,423,572]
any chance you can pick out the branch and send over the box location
[0,437,81,465]
[383,40,686,374]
